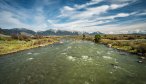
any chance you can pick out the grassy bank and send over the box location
[0,36,61,56]
[67,34,146,56]
[100,34,146,56]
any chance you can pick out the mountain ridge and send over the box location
[0,28,103,36]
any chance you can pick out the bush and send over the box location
[33,35,43,39]
[11,34,31,41]
[136,44,146,55]
[127,36,135,40]
[11,34,19,39]
[94,34,101,43]
[19,35,31,41]
[0,37,5,41]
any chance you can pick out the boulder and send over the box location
[108,44,112,48]
[137,60,143,63]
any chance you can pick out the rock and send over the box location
[27,52,32,55]
[110,72,113,74]
[138,53,143,56]
[103,56,112,59]
[39,44,44,47]
[60,41,63,44]
[137,60,143,63]
[27,58,34,61]
[140,57,145,60]
[117,48,120,50]
[67,56,76,61]
[110,63,118,69]
[108,44,112,48]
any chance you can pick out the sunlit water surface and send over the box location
[0,40,146,84]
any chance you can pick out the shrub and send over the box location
[19,35,30,41]
[135,44,146,55]
[33,35,43,39]
[0,37,5,41]
[127,36,135,40]
[11,34,31,41]
[11,34,19,39]
[94,34,101,43]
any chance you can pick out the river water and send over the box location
[0,40,146,84]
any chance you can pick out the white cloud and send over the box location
[74,0,103,9]
[0,10,48,31]
[0,11,29,27]
[108,0,138,4]
[135,10,146,16]
[47,10,143,33]
[70,5,109,19]
[137,12,146,16]
[63,6,75,11]
[60,2,130,20]
[97,13,131,20]
[50,21,146,34]
[97,22,146,34]
[110,3,128,9]
[0,0,144,34]
[50,0,136,33]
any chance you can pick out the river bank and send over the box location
[0,36,61,56]
[67,35,146,58]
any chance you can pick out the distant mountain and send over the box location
[89,31,103,35]
[0,28,36,35]
[0,28,103,36]
[37,29,80,36]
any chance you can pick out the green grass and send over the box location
[0,37,61,56]
[100,38,146,56]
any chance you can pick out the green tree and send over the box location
[83,34,86,40]
[94,34,101,43]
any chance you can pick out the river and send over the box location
[0,40,146,84]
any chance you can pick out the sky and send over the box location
[0,0,146,33]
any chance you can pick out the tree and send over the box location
[83,34,86,40]
[94,34,101,43]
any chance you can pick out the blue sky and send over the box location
[0,0,146,33]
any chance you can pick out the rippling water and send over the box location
[0,40,146,84]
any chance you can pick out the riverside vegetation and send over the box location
[68,34,146,57]
[0,34,61,56]
[100,34,146,57]
[1,33,146,57]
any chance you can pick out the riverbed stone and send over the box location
[137,60,143,63]
[108,44,112,48]
[140,57,145,60]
